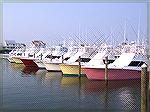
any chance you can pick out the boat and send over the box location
[12,56,24,64]
[34,47,55,69]
[44,45,68,72]
[60,45,99,76]
[82,52,146,80]
[20,40,46,67]
[7,44,26,63]
[81,40,148,80]
[11,44,26,64]
[7,48,19,63]
[7,56,15,63]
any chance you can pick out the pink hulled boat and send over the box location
[83,66,141,80]
[82,53,145,80]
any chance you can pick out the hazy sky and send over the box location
[3,3,147,46]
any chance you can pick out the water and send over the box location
[0,59,141,112]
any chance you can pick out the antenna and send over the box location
[62,36,66,47]
[110,27,113,46]
[123,19,127,43]
[78,24,81,46]
[85,27,88,45]
[137,13,140,45]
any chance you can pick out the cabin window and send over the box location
[75,58,91,62]
[17,53,22,56]
[28,54,33,57]
[128,61,145,67]
[45,55,52,58]
[114,56,120,58]
[103,59,115,64]
[64,57,70,61]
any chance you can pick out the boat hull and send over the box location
[35,61,46,69]
[7,57,15,63]
[45,63,61,72]
[12,57,23,64]
[20,58,38,67]
[60,64,85,76]
[82,67,141,80]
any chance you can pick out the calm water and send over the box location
[0,59,140,112]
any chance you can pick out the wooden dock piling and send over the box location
[40,53,43,60]
[141,63,149,112]
[62,55,64,63]
[33,53,35,58]
[78,56,81,77]
[105,56,108,82]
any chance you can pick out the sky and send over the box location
[3,3,148,46]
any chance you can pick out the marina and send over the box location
[0,32,149,111]
[0,39,149,111]
[4,39,148,80]
[1,2,149,112]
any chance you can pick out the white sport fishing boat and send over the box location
[44,45,68,72]
[82,41,148,80]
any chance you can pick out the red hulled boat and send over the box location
[20,40,46,68]
[20,58,38,67]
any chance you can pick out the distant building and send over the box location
[0,35,3,46]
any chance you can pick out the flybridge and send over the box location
[31,40,46,48]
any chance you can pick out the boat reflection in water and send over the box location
[61,77,87,87]
[84,79,140,110]
[10,62,25,70]
[41,71,63,86]
[45,71,62,79]
[60,77,140,111]
[84,79,140,93]
[22,67,39,75]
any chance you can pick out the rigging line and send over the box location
[88,34,112,58]
[88,27,104,43]
[126,19,138,38]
